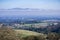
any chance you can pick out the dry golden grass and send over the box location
[15,29,47,38]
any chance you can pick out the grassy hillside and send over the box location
[0,27,60,40]
[15,29,47,38]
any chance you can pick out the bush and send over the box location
[47,33,60,40]
[0,26,20,40]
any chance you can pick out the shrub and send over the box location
[0,26,20,40]
[47,33,60,40]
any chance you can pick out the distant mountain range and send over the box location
[0,8,60,11]
[0,8,40,11]
[0,8,60,19]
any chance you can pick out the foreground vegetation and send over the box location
[15,29,47,40]
[0,26,60,40]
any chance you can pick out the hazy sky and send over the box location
[0,0,60,9]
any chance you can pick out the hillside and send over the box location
[15,29,47,38]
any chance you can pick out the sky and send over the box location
[0,0,60,9]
